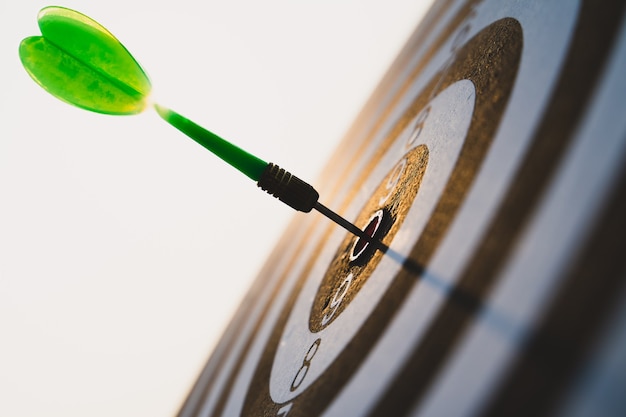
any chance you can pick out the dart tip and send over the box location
[314,202,389,253]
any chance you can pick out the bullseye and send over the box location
[349,209,390,264]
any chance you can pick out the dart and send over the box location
[19,6,381,246]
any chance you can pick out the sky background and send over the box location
[0,1,432,416]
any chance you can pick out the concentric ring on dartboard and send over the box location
[372,1,626,415]
[240,17,523,416]
[175,2,625,416]
[310,144,428,332]
[348,209,387,264]
[270,77,474,404]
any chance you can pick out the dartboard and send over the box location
[177,1,626,416]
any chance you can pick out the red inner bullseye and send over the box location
[350,210,384,261]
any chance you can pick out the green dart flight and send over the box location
[19,6,151,115]
[18,6,381,245]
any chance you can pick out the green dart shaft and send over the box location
[155,104,381,245]
[155,104,267,181]
[154,104,319,212]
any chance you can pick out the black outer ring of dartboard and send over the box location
[239,14,524,417]
[176,1,626,417]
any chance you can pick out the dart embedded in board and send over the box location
[19,6,386,251]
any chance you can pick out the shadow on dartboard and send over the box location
[178,1,626,416]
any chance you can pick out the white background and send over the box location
[0,1,432,416]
